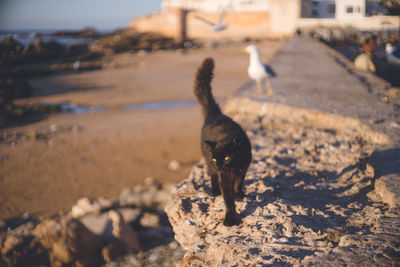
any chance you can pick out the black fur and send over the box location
[194,58,252,226]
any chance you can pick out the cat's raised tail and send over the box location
[194,58,222,118]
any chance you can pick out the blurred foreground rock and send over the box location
[165,97,400,266]
[0,178,184,266]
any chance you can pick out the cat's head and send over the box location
[205,137,238,170]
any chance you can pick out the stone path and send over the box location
[236,35,400,218]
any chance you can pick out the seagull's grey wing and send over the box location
[264,64,277,77]
[217,0,232,25]
[194,15,215,26]
[217,10,226,25]
[213,25,228,32]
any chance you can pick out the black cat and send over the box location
[193,58,252,226]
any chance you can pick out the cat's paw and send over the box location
[211,187,221,196]
[223,215,241,226]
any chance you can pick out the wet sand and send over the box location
[0,41,284,219]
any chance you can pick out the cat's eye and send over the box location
[224,156,230,161]
[212,158,217,162]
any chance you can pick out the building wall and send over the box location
[298,15,400,30]
[162,0,270,13]
[130,9,183,38]
[269,0,301,36]
[130,0,300,39]
[302,0,312,18]
[336,0,366,20]
[186,11,270,39]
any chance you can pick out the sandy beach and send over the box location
[0,40,284,219]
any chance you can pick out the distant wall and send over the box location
[186,11,270,39]
[298,15,400,30]
[162,0,270,13]
[269,0,300,37]
[130,0,300,39]
[130,9,183,38]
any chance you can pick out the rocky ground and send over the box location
[0,177,186,266]
[1,98,399,266]
[166,98,400,266]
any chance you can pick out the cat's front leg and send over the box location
[219,172,240,226]
[211,173,221,196]
[234,172,246,199]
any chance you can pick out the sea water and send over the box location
[0,29,97,47]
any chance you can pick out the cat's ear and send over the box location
[205,140,217,148]
[232,135,241,145]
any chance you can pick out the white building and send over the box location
[131,0,301,39]
[298,0,398,31]
[335,0,367,20]
[130,0,398,39]
[302,0,388,19]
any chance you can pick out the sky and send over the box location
[0,0,163,31]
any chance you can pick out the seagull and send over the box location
[194,0,232,32]
[243,44,276,96]
[386,43,394,56]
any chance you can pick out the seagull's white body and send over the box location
[386,43,394,55]
[244,45,276,95]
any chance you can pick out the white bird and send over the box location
[73,60,81,71]
[194,0,232,32]
[243,44,276,96]
[386,43,394,56]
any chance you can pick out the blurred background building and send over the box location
[299,0,399,32]
[130,0,399,39]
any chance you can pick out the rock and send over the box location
[32,216,103,266]
[0,222,49,266]
[168,160,181,171]
[71,124,82,134]
[49,124,58,133]
[108,210,140,253]
[140,212,160,228]
[79,212,113,239]
[165,106,399,266]
[102,239,129,263]
[104,240,185,267]
[117,208,141,224]
[118,180,173,209]
[0,182,178,266]
[0,219,5,231]
[71,197,101,218]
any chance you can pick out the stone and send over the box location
[0,219,5,231]
[0,222,49,266]
[79,212,113,239]
[32,216,103,266]
[108,210,140,253]
[0,182,177,266]
[118,181,174,209]
[71,197,101,218]
[117,208,141,223]
[168,160,181,171]
[102,239,129,263]
[140,212,160,228]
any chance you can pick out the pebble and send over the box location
[140,212,160,228]
[71,197,101,218]
[168,160,181,171]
